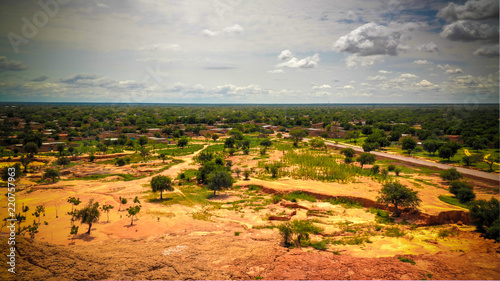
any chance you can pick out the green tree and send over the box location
[100,204,114,222]
[23,142,38,158]
[126,205,141,226]
[469,198,499,241]
[208,170,232,196]
[289,129,307,147]
[204,132,212,142]
[20,156,31,173]
[309,137,326,149]
[260,138,272,147]
[483,155,497,172]
[118,197,127,211]
[67,197,82,213]
[356,153,376,168]
[177,137,188,148]
[438,142,461,161]
[56,156,70,167]
[401,137,417,155]
[277,220,323,248]
[224,137,235,148]
[449,180,473,196]
[56,143,65,156]
[340,148,355,158]
[377,181,421,217]
[89,153,96,162]
[138,136,148,147]
[212,133,219,142]
[74,199,100,234]
[43,168,60,183]
[151,175,173,200]
[422,139,439,155]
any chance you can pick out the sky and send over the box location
[0,0,498,104]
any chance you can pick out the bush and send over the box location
[243,148,249,155]
[387,164,396,171]
[272,195,283,204]
[228,148,236,156]
[344,157,353,164]
[469,198,499,241]
[340,148,355,158]
[394,166,402,176]
[56,157,70,166]
[116,158,126,166]
[456,188,476,203]
[370,165,380,174]
[449,180,473,196]
[278,220,323,248]
[440,168,462,181]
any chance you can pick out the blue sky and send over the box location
[0,0,498,103]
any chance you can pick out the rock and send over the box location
[268,215,289,221]
[280,202,309,210]
[457,221,463,226]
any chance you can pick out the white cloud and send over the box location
[345,54,385,68]
[278,50,293,61]
[441,20,498,41]
[400,73,418,79]
[96,3,109,8]
[343,85,354,89]
[333,22,417,56]
[445,68,463,74]
[416,42,439,52]
[312,84,331,90]
[223,24,243,34]
[415,79,436,87]
[276,53,319,69]
[0,56,28,72]
[438,0,499,22]
[473,45,499,57]
[413,59,433,65]
[367,75,386,81]
[378,70,392,74]
[201,29,218,37]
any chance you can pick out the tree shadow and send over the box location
[147,197,173,203]
[208,193,230,200]
[72,232,96,242]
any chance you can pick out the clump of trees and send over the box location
[440,168,462,181]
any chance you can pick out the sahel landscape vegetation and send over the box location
[0,0,499,280]
[0,104,499,280]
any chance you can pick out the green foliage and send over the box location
[23,142,38,157]
[281,150,372,183]
[277,220,323,248]
[340,147,355,158]
[394,166,402,176]
[43,168,60,182]
[387,164,396,171]
[440,168,462,181]
[289,129,307,147]
[377,181,421,217]
[260,138,272,147]
[177,137,189,148]
[56,156,71,166]
[469,197,499,241]
[151,175,173,200]
[370,165,380,174]
[207,170,233,195]
[327,197,362,208]
[74,199,100,234]
[357,153,376,168]
[126,205,141,225]
[456,188,476,203]
[285,191,316,202]
[438,195,470,209]
[449,180,473,196]
[272,194,283,204]
[309,137,326,149]
[398,256,415,265]
[385,226,405,237]
[116,158,126,166]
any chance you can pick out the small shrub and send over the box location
[387,164,396,171]
[371,165,380,174]
[243,148,249,155]
[344,157,353,164]
[228,148,236,156]
[285,191,316,202]
[234,231,241,236]
[394,166,402,176]
[272,194,283,204]
[398,256,416,265]
[385,226,405,237]
[440,168,462,181]
[116,158,126,166]
[449,180,473,196]
[456,187,476,203]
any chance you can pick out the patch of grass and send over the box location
[157,144,204,156]
[285,191,316,202]
[234,231,241,236]
[385,226,405,237]
[247,185,262,191]
[192,209,212,221]
[438,195,470,209]
[309,240,328,250]
[437,228,459,239]
[398,256,416,265]
[326,197,362,208]
[252,225,275,230]
[369,207,394,224]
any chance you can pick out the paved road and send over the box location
[305,138,500,183]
